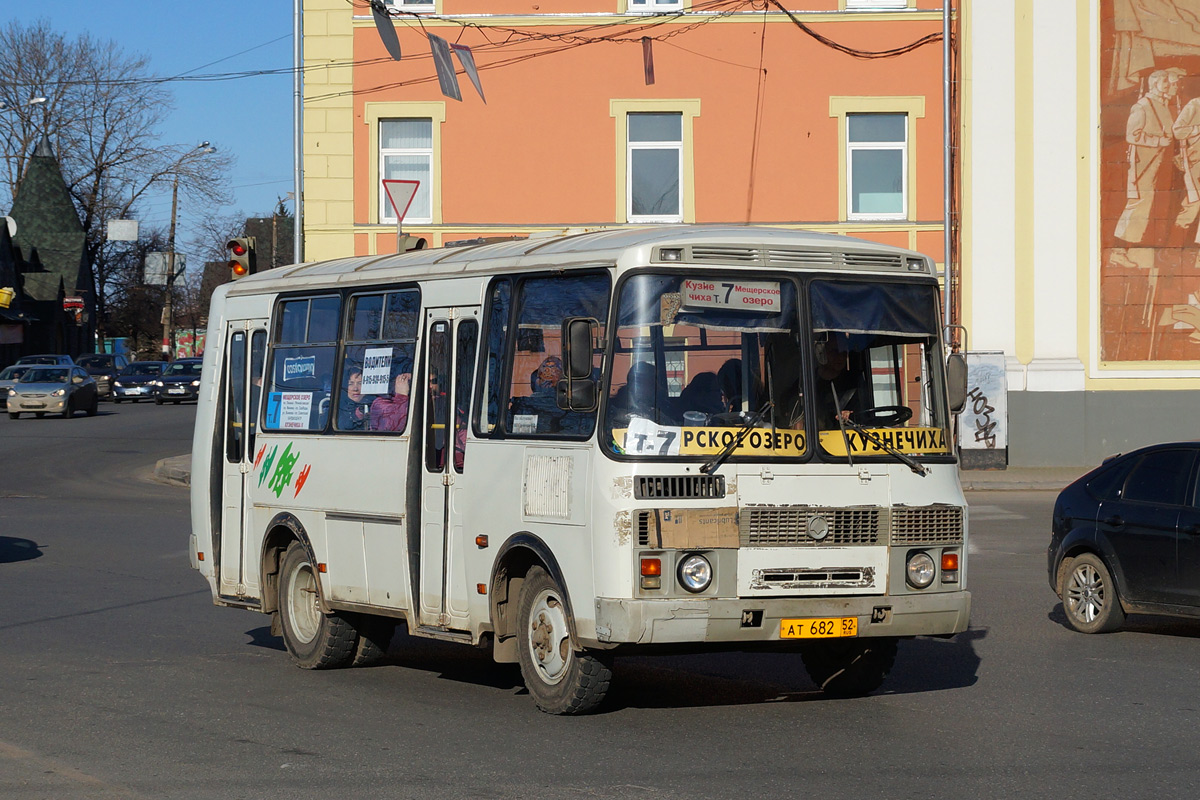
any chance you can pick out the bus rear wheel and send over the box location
[516,567,611,715]
[800,637,898,698]
[277,541,356,669]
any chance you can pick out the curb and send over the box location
[153,454,191,488]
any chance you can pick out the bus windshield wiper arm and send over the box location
[700,400,773,475]
[841,418,928,477]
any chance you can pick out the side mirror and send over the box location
[946,353,967,414]
[559,317,600,411]
[73,375,83,384]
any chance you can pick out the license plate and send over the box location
[780,617,858,639]
[168,387,185,393]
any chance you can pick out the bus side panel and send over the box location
[244,434,413,613]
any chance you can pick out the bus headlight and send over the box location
[677,553,713,593]
[906,552,936,589]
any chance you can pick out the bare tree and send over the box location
[0,19,233,342]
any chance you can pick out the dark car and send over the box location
[1048,442,1200,633]
[153,358,203,404]
[112,361,166,403]
[75,353,130,399]
[15,354,75,366]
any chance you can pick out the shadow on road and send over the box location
[245,621,986,711]
[1048,603,1200,638]
[0,536,43,563]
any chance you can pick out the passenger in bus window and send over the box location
[338,367,370,431]
[610,361,663,427]
[370,371,412,432]
[674,371,723,424]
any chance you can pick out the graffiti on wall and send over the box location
[1102,1,1200,361]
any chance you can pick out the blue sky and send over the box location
[2,1,296,254]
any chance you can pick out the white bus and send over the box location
[190,225,970,714]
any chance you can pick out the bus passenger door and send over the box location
[219,325,267,599]
[418,308,480,630]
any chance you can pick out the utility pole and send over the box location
[162,175,179,360]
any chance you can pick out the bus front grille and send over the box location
[739,507,885,547]
[635,475,726,500]
[890,505,965,545]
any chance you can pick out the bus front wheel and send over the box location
[800,637,898,698]
[516,567,612,715]
[277,541,357,669]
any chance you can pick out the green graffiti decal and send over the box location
[268,443,301,498]
[258,444,278,488]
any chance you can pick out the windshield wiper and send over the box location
[843,419,929,477]
[700,399,773,475]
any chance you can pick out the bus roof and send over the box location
[221,224,934,297]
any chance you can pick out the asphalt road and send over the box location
[2,405,1198,799]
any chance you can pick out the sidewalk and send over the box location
[151,454,1086,492]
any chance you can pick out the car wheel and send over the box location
[61,399,73,419]
[173,400,181,405]
[277,541,357,669]
[800,637,898,698]
[8,412,18,420]
[35,412,45,419]
[516,566,612,715]
[155,396,163,405]
[1062,553,1126,634]
[113,398,122,404]
[87,395,98,416]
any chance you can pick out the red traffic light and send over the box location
[228,241,247,257]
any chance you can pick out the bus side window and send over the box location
[264,295,340,433]
[504,272,610,439]
[474,279,511,436]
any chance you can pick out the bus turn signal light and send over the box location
[640,557,662,590]
[941,551,960,584]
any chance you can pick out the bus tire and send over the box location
[350,615,395,668]
[278,541,356,669]
[516,567,611,715]
[801,637,898,698]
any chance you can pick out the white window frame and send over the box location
[845,112,908,221]
[627,0,684,13]
[844,0,909,9]
[626,112,684,224]
[385,0,436,13]
[379,119,433,225]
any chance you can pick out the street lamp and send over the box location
[0,96,47,112]
[162,142,217,359]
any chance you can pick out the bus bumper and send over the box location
[592,591,971,645]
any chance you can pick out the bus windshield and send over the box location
[810,279,950,459]
[605,273,807,459]
[604,273,950,462]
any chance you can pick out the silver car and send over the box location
[7,366,99,419]
[0,365,32,410]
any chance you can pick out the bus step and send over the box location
[411,625,474,644]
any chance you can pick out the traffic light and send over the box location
[227,236,257,279]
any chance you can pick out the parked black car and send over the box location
[153,358,203,404]
[75,353,130,399]
[112,361,167,403]
[1048,442,1200,633]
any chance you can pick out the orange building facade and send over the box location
[301,0,950,263]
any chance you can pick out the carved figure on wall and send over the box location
[1101,1,1200,361]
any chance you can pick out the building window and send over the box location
[846,113,907,220]
[628,112,683,223]
[379,119,432,224]
[627,0,684,12]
